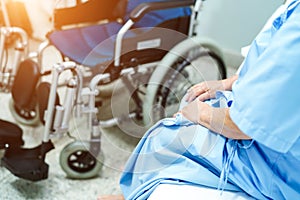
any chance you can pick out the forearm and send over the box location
[199,104,250,140]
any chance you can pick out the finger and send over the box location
[189,83,206,92]
[185,91,195,102]
[185,90,199,102]
[173,111,181,118]
[186,85,207,102]
[197,90,212,102]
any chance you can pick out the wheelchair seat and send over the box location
[49,22,121,66]
[0,119,24,149]
[48,0,192,68]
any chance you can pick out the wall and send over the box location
[195,0,284,68]
[21,0,78,40]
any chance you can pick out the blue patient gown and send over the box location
[120,1,300,199]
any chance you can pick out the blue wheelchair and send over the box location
[1,0,227,181]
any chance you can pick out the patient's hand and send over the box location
[179,98,210,124]
[185,75,238,102]
[185,80,225,102]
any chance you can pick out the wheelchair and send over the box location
[0,0,227,181]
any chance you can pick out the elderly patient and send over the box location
[99,0,300,199]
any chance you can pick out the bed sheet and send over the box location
[148,184,256,200]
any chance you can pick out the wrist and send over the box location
[198,102,212,126]
[222,75,238,90]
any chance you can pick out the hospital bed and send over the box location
[0,0,227,181]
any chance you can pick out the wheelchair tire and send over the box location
[9,98,40,126]
[59,141,103,179]
[143,36,226,127]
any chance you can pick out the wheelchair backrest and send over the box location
[53,0,121,29]
[125,0,192,28]
[54,0,192,31]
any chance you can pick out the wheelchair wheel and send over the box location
[59,141,103,179]
[9,59,41,126]
[143,37,226,127]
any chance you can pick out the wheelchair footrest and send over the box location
[1,141,54,181]
[0,119,24,149]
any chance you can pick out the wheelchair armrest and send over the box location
[130,0,195,23]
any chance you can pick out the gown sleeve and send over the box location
[229,2,300,153]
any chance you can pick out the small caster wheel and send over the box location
[9,98,40,126]
[59,141,104,179]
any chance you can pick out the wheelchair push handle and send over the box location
[130,0,195,22]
